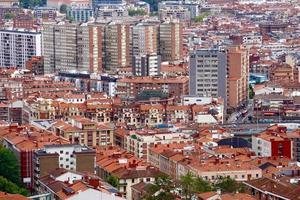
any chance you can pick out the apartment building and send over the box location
[33,144,95,188]
[37,168,124,200]
[25,56,44,75]
[96,4,128,19]
[67,6,94,22]
[47,0,90,9]
[34,7,57,20]
[1,125,69,191]
[96,146,159,200]
[43,22,103,73]
[92,0,123,7]
[252,125,292,158]
[124,129,193,160]
[133,53,161,76]
[0,103,8,122]
[148,143,262,182]
[158,6,191,22]
[189,49,227,100]
[51,116,114,147]
[269,63,299,84]
[116,76,189,98]
[227,45,249,109]
[158,1,200,19]
[0,29,42,68]
[0,0,18,7]
[132,23,158,58]
[103,22,131,72]
[159,21,183,62]
[132,23,159,76]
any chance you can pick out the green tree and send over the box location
[192,12,210,23]
[180,172,212,199]
[193,176,212,193]
[4,13,15,19]
[143,174,175,200]
[137,90,168,101]
[128,8,147,16]
[19,0,46,8]
[60,4,68,14]
[249,84,255,99]
[0,145,20,184]
[180,172,194,199]
[214,177,241,193]
[0,176,28,196]
[106,175,119,188]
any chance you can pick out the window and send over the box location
[132,179,135,183]
[60,150,63,154]
[60,157,63,160]
[66,152,69,155]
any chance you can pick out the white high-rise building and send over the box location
[0,29,41,68]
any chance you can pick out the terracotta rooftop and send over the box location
[0,192,29,200]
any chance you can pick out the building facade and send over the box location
[103,23,131,72]
[0,29,42,68]
[189,49,227,100]
[159,21,183,62]
[43,23,103,73]
[227,46,249,109]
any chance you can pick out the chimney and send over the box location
[258,160,261,164]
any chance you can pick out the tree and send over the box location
[137,90,168,101]
[249,84,255,99]
[180,172,212,199]
[4,13,15,19]
[106,175,119,188]
[180,172,194,199]
[128,8,147,16]
[19,0,46,8]
[192,12,210,23]
[193,176,212,193]
[0,145,20,184]
[0,176,28,196]
[60,4,68,14]
[143,174,176,200]
[214,177,241,193]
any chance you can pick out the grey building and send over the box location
[189,49,227,100]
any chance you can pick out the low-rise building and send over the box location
[51,116,114,147]
[33,144,95,188]
[26,56,44,75]
[37,168,124,200]
[96,146,159,200]
[116,76,189,98]
[0,124,69,191]
[252,125,292,158]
